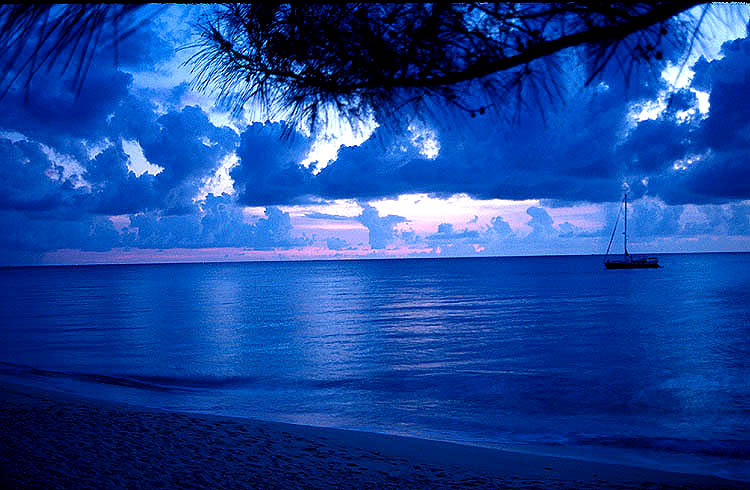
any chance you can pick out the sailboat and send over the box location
[604,193,660,269]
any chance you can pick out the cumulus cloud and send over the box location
[185,35,750,210]
[122,197,309,251]
[1,7,749,263]
[0,68,134,150]
[526,207,557,240]
[326,236,349,250]
[630,37,750,205]
[426,223,480,242]
[356,203,406,249]
[627,199,684,238]
[223,48,667,206]
[231,123,315,206]
[85,145,161,215]
[251,206,310,249]
[0,211,121,256]
[0,138,74,213]
[487,216,515,239]
[728,204,750,235]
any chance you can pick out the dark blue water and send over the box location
[1,254,748,481]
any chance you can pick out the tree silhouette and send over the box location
[0,5,150,97]
[0,3,739,132]
[188,3,714,132]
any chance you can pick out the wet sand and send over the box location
[0,381,743,489]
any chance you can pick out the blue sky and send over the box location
[1,4,750,265]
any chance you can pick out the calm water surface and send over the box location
[1,254,748,480]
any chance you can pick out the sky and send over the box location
[1,4,750,266]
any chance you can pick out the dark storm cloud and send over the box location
[232,123,315,206]
[0,100,241,220]
[628,37,750,204]
[0,67,133,151]
[0,14,180,150]
[225,34,750,209]
[0,17,255,259]
[100,19,176,71]
[107,93,163,144]
[617,91,697,174]
[2,7,749,262]
[228,50,666,206]
[143,106,237,188]
[139,105,238,214]
[0,13,230,220]
[0,138,74,212]
[84,145,160,215]
[0,210,121,255]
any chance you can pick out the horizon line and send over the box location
[3,250,749,269]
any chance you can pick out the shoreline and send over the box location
[0,380,744,489]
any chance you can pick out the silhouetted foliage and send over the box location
[188,3,711,132]
[0,3,740,133]
[0,4,155,97]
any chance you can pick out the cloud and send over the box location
[223,48,669,207]
[356,203,406,249]
[303,211,354,221]
[326,236,349,250]
[0,66,134,151]
[0,210,121,256]
[1,97,242,219]
[177,35,750,209]
[728,204,750,236]
[0,138,76,213]
[0,187,313,263]
[231,123,315,206]
[1,7,749,263]
[140,105,239,214]
[426,223,480,242]
[627,199,684,238]
[630,37,750,204]
[526,206,557,239]
[250,206,310,249]
[122,197,310,251]
[104,17,177,70]
[85,145,161,215]
[617,91,697,175]
[487,216,515,239]
[404,204,620,257]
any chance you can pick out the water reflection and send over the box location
[0,254,748,480]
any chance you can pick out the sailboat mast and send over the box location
[624,193,628,256]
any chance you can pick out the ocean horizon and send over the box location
[1,253,748,482]
[5,250,750,269]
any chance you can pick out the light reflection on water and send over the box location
[0,253,748,480]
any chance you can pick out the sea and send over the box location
[0,253,748,481]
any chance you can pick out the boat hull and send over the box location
[604,261,659,269]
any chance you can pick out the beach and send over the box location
[0,381,743,490]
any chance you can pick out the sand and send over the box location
[0,381,744,489]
